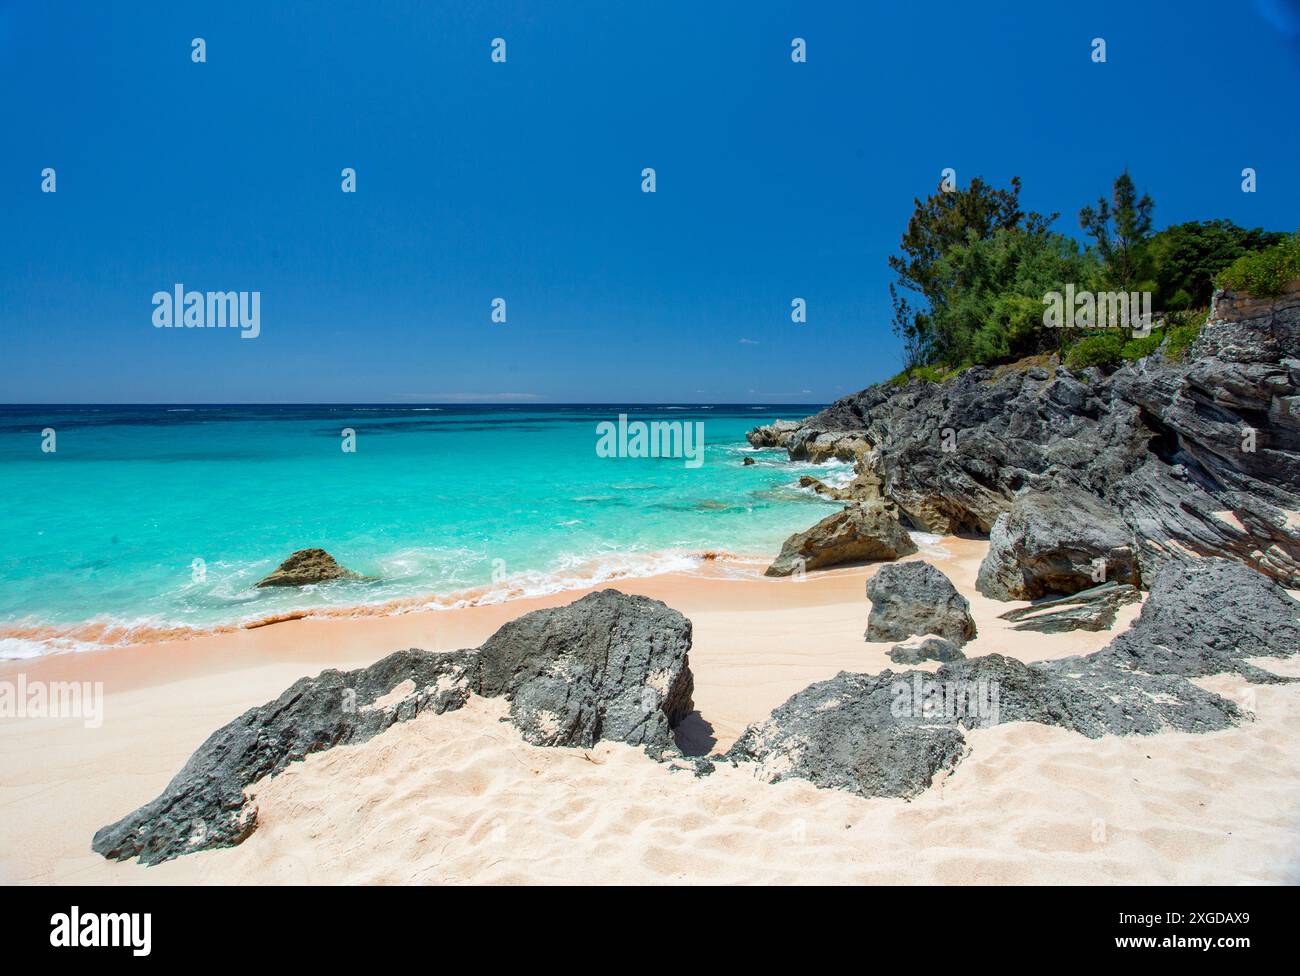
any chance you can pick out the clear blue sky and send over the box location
[3,0,1299,404]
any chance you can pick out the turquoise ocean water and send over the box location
[0,404,872,658]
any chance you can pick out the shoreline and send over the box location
[0,549,770,658]
[0,513,937,661]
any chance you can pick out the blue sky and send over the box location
[3,0,1299,404]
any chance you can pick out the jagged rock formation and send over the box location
[748,283,1300,586]
[888,636,965,664]
[747,422,869,463]
[797,471,883,502]
[764,503,916,577]
[998,581,1141,634]
[975,486,1140,600]
[255,548,365,587]
[865,561,976,645]
[727,558,1296,799]
[1103,556,1300,684]
[92,590,693,865]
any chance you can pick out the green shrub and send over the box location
[1064,332,1126,369]
[1120,332,1163,361]
[887,363,963,386]
[1162,310,1206,361]
[1216,233,1300,297]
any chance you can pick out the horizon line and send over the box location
[0,400,830,408]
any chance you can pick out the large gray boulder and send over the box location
[975,487,1140,600]
[1101,556,1300,683]
[92,590,693,865]
[255,548,365,587]
[728,557,1300,801]
[865,561,976,645]
[724,670,967,798]
[475,588,694,748]
[765,502,917,577]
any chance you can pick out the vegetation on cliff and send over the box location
[889,170,1289,377]
[1217,232,1300,297]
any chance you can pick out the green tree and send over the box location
[928,227,1097,366]
[889,176,1054,366]
[1079,171,1154,290]
[1148,220,1286,309]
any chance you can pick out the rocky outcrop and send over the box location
[746,419,801,449]
[998,581,1141,633]
[865,561,976,645]
[975,487,1140,600]
[93,590,693,865]
[798,474,840,497]
[748,421,870,463]
[765,503,917,577]
[888,636,964,664]
[1102,556,1300,683]
[727,558,1298,800]
[255,548,365,587]
[749,283,1300,586]
[798,467,884,503]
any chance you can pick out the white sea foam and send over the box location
[0,636,103,660]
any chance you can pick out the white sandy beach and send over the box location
[2,537,1299,885]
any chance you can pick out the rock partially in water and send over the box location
[866,561,976,645]
[255,548,366,587]
[93,589,693,865]
[975,487,1140,600]
[765,503,917,577]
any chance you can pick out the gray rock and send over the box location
[255,548,365,587]
[747,284,1300,586]
[1098,556,1300,683]
[888,636,965,664]
[92,648,475,866]
[975,488,1140,600]
[765,503,917,577]
[475,588,694,750]
[746,419,801,449]
[92,589,693,865]
[998,581,1141,633]
[728,557,1295,800]
[723,671,967,798]
[865,561,976,645]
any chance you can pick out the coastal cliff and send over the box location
[750,283,1300,586]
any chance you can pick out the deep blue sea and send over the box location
[0,404,868,657]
